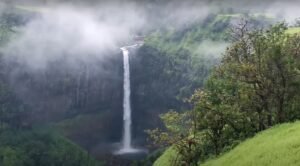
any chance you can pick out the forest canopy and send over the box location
[149,23,300,165]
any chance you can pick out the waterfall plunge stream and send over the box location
[116,45,140,154]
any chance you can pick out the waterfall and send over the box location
[121,46,132,150]
[116,45,140,154]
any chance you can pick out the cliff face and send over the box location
[4,50,124,148]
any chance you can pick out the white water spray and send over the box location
[116,45,140,154]
[121,46,133,150]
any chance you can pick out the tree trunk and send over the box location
[277,97,285,123]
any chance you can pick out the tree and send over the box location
[146,110,202,166]
[147,21,300,165]
[216,22,300,126]
[192,22,300,159]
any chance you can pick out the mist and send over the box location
[196,40,229,59]
[0,1,214,72]
[2,5,147,71]
[0,0,300,165]
[2,0,300,71]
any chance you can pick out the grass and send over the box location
[217,14,242,19]
[217,13,274,20]
[154,121,300,166]
[14,5,48,13]
[286,27,300,35]
[203,121,300,166]
[153,148,178,166]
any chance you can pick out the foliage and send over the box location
[146,111,192,147]
[193,22,300,158]
[153,148,177,166]
[0,128,103,166]
[0,9,108,165]
[133,14,231,104]
[54,110,119,150]
[132,148,165,166]
[152,22,300,165]
[203,121,300,166]
[146,110,202,166]
[0,14,15,46]
[0,6,32,47]
[0,17,30,131]
[286,27,300,35]
[133,14,274,128]
[132,15,235,137]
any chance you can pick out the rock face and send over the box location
[130,45,185,140]
[5,50,124,147]
[4,45,169,152]
[3,42,185,157]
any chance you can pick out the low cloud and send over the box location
[2,0,300,72]
[196,40,228,59]
[3,4,146,70]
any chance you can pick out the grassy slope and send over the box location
[286,27,300,35]
[153,148,177,166]
[14,5,48,13]
[203,121,300,166]
[0,128,103,166]
[154,122,300,166]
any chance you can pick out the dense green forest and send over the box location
[150,23,300,165]
[133,13,275,155]
[0,7,107,166]
[0,1,300,166]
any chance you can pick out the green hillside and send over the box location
[153,148,177,166]
[0,128,103,166]
[154,122,300,166]
[286,27,300,35]
[203,121,300,166]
